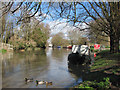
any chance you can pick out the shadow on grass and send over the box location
[97,50,120,61]
[68,50,120,88]
[68,64,120,88]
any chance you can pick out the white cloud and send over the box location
[48,19,76,35]
[35,13,89,40]
[47,19,89,38]
[46,19,89,43]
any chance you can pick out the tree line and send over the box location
[0,13,50,50]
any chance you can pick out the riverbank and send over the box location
[73,50,120,89]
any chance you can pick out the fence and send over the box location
[0,43,13,50]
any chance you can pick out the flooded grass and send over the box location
[0,49,7,54]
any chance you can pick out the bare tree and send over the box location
[1,1,120,53]
[51,32,64,47]
[68,30,88,45]
[1,14,6,43]
[88,20,110,46]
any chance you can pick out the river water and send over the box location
[2,48,89,88]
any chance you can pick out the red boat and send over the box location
[67,45,72,49]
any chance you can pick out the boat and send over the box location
[48,44,53,47]
[68,45,91,65]
[67,45,72,49]
[57,46,61,48]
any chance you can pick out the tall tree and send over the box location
[68,30,88,45]
[88,20,110,46]
[1,1,120,53]
[51,32,64,47]
[1,14,6,43]
[4,21,14,43]
[31,22,50,48]
[51,32,69,47]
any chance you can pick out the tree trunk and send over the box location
[110,30,119,53]
[109,2,120,53]
[1,34,3,43]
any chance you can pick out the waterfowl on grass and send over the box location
[45,81,52,85]
[24,78,33,82]
[36,80,45,85]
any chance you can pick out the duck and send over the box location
[36,80,45,85]
[45,81,52,85]
[24,78,33,82]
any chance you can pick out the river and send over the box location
[2,48,89,88]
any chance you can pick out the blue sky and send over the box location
[6,2,95,41]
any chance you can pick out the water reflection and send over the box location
[67,63,90,86]
[2,48,84,88]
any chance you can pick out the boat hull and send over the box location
[68,53,85,65]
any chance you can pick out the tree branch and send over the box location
[11,2,23,13]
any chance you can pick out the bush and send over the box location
[13,41,34,50]
[18,43,25,49]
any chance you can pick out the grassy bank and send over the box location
[90,50,120,74]
[74,50,120,89]
[74,77,111,89]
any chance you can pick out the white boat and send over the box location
[68,45,91,65]
[72,45,90,56]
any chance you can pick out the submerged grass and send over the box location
[0,49,7,53]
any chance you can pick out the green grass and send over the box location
[75,77,111,89]
[90,50,119,70]
[0,49,7,53]
[90,47,94,52]
[90,49,120,78]
[105,46,110,48]
[90,59,116,70]
[111,68,120,74]
[94,49,99,52]
[73,50,120,88]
